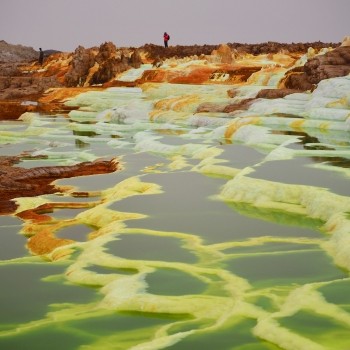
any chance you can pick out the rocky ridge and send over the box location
[0,40,38,62]
[0,40,341,104]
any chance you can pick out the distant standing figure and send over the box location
[38,48,44,65]
[163,32,170,48]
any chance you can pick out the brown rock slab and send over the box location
[0,156,119,215]
[282,46,350,91]
[256,88,301,99]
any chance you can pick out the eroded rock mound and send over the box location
[64,45,96,87]
[305,46,350,84]
[91,55,128,84]
[282,46,350,90]
[196,98,255,114]
[0,59,63,118]
[64,42,143,86]
[211,44,235,64]
[90,42,128,85]
[256,88,301,99]
[0,40,38,62]
[341,36,350,47]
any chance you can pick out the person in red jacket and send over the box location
[163,32,170,48]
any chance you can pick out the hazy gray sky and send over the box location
[1,0,349,52]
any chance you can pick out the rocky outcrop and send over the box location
[341,36,350,47]
[90,42,128,85]
[222,98,255,113]
[281,46,350,90]
[196,102,226,113]
[0,155,119,215]
[0,42,143,117]
[0,40,38,62]
[0,59,63,118]
[256,88,301,99]
[0,101,37,120]
[64,45,96,86]
[65,42,143,86]
[196,98,255,114]
[90,55,126,85]
[129,49,142,68]
[305,46,350,84]
[211,44,235,64]
[135,66,261,85]
[279,67,314,91]
[95,42,117,64]
[0,75,61,99]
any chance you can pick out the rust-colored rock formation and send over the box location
[65,42,143,86]
[0,42,143,118]
[19,201,92,257]
[36,86,103,113]
[90,43,128,85]
[26,227,74,256]
[0,42,141,120]
[196,102,227,113]
[305,46,350,84]
[222,98,256,113]
[281,46,350,90]
[0,58,64,118]
[133,66,262,85]
[0,156,119,215]
[64,45,96,87]
[0,40,345,121]
[211,44,235,64]
[196,98,255,114]
[0,101,37,120]
[256,88,301,99]
[0,75,61,100]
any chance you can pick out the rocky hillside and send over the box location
[0,38,349,119]
[0,40,38,62]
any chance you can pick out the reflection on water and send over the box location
[0,264,98,325]
[106,234,198,263]
[55,224,93,241]
[0,224,28,260]
[277,129,350,168]
[0,85,350,350]
[250,157,350,195]
[146,268,207,296]
[226,249,346,287]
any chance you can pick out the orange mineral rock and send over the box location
[0,157,119,215]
